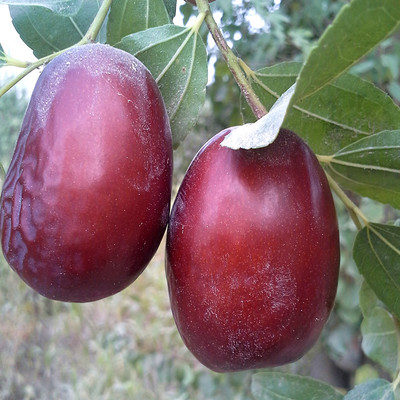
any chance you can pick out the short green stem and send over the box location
[0,162,5,182]
[318,155,333,164]
[324,171,367,231]
[393,369,400,391]
[238,58,255,80]
[191,11,206,34]
[4,55,28,68]
[196,0,267,119]
[0,58,50,98]
[79,0,113,44]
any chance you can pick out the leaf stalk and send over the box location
[2,55,28,68]
[79,0,113,44]
[324,171,367,231]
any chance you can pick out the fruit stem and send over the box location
[1,54,28,68]
[79,0,113,44]
[324,171,367,231]
[195,0,267,120]
[0,0,113,98]
[0,58,50,98]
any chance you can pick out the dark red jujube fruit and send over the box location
[166,128,340,372]
[0,43,172,302]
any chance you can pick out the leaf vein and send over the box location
[25,10,60,52]
[330,158,400,175]
[293,104,371,136]
[365,330,397,337]
[365,228,400,302]
[68,16,84,38]
[169,32,198,123]
[155,28,194,83]
[327,163,400,194]
[336,144,400,157]
[133,28,189,57]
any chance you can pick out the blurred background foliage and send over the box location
[1,0,400,398]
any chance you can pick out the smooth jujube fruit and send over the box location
[166,128,340,372]
[0,44,172,302]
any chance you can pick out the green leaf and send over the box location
[343,379,394,400]
[361,307,398,376]
[163,0,176,20]
[354,223,400,320]
[106,0,170,46]
[0,162,5,183]
[117,24,208,148]
[251,372,344,400]
[241,62,400,154]
[0,44,5,67]
[292,0,400,104]
[324,130,400,209]
[9,0,107,58]
[359,280,379,318]
[0,0,83,16]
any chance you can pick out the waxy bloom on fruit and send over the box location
[0,44,173,302]
[166,128,339,372]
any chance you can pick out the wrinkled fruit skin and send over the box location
[0,44,173,302]
[166,128,339,372]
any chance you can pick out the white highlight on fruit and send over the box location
[221,83,296,150]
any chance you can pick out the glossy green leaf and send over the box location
[354,223,400,320]
[163,0,176,20]
[0,0,83,16]
[9,0,106,58]
[343,379,394,400]
[361,307,398,376]
[0,44,5,67]
[106,0,170,46]
[292,0,400,104]
[117,24,208,148]
[241,62,400,154]
[324,130,400,209]
[251,372,344,400]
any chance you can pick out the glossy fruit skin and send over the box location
[0,44,172,302]
[166,128,339,373]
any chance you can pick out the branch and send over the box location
[195,0,267,119]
